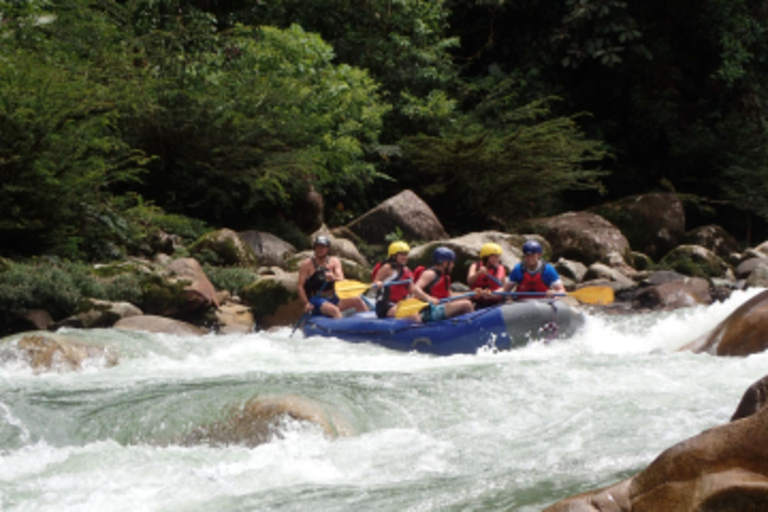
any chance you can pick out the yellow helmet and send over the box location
[480,242,503,259]
[388,241,411,258]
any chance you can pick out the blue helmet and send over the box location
[433,246,456,263]
[522,240,543,255]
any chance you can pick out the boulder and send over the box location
[523,211,632,266]
[583,263,637,291]
[736,258,768,279]
[747,265,768,288]
[554,259,588,283]
[22,309,53,331]
[114,315,208,337]
[189,228,258,267]
[54,298,142,329]
[545,376,768,512]
[238,231,296,269]
[590,192,685,260]
[755,240,768,257]
[679,290,768,356]
[344,189,448,245]
[164,258,220,313]
[3,333,119,372]
[660,245,733,279]
[181,394,353,447]
[732,374,768,421]
[683,224,742,262]
[215,303,255,335]
[240,272,303,329]
[631,251,654,271]
[311,225,369,267]
[632,277,712,311]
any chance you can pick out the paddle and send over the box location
[395,293,476,319]
[492,286,614,305]
[335,279,411,300]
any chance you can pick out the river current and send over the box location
[1,289,767,511]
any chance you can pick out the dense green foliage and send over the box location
[3,0,768,261]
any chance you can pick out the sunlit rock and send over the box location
[2,333,118,372]
[238,230,297,269]
[181,394,354,447]
[114,315,208,337]
[189,228,258,267]
[344,189,449,245]
[215,303,255,334]
[55,298,142,329]
[679,290,768,356]
[632,277,712,311]
[522,211,633,267]
[545,377,768,512]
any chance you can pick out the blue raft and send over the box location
[302,300,586,356]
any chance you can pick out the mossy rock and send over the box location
[632,251,655,271]
[189,229,258,267]
[660,245,731,278]
[0,257,11,273]
[92,261,145,278]
[240,277,297,318]
[141,275,191,316]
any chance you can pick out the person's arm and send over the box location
[543,264,566,294]
[328,257,344,281]
[503,265,521,292]
[413,269,439,304]
[373,263,394,289]
[296,260,313,311]
[467,262,484,288]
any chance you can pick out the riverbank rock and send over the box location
[2,333,119,372]
[523,211,632,266]
[238,231,296,269]
[311,225,369,267]
[54,298,142,329]
[545,376,768,512]
[591,192,685,260]
[660,245,733,279]
[181,394,354,447]
[114,315,208,337]
[165,258,220,312]
[189,228,258,267]
[215,303,255,334]
[240,271,302,329]
[679,290,768,356]
[632,276,712,311]
[731,375,768,421]
[683,224,742,263]
[344,189,448,245]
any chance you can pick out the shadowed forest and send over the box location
[3,0,768,260]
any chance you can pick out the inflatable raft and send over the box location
[302,300,586,355]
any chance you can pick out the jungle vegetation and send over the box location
[2,0,768,259]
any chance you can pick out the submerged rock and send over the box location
[181,394,354,447]
[1,333,118,372]
[114,315,208,337]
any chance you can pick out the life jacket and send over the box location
[374,261,413,303]
[471,261,505,291]
[304,257,331,297]
[517,262,549,294]
[414,265,451,300]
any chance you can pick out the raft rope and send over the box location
[541,301,560,344]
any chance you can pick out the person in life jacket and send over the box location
[467,242,507,309]
[504,240,565,298]
[297,235,368,318]
[413,246,474,322]
[372,241,434,320]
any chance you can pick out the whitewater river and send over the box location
[1,289,767,511]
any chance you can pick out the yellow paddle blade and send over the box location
[334,280,371,299]
[395,298,430,318]
[568,286,614,305]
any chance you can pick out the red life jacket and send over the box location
[471,261,505,291]
[414,266,451,300]
[517,264,549,294]
[373,261,412,303]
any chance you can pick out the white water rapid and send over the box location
[1,289,767,511]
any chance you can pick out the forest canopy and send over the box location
[2,0,768,259]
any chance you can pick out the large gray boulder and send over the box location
[238,231,296,269]
[189,228,258,267]
[523,211,632,266]
[344,189,448,245]
[590,192,685,260]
